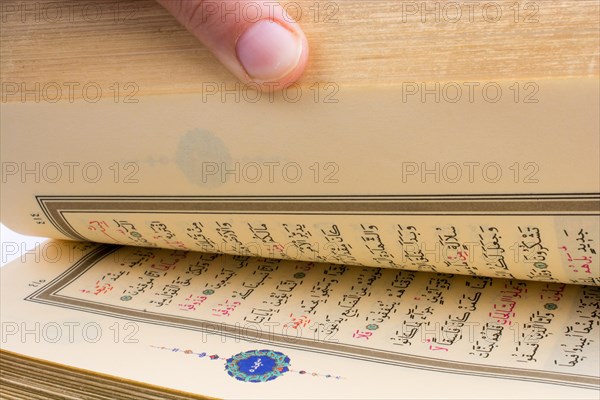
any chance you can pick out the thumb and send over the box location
[157,0,309,89]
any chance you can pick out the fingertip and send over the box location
[235,19,309,90]
[275,30,310,90]
[157,0,309,91]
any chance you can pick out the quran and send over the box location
[1,0,599,399]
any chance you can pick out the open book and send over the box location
[1,0,599,398]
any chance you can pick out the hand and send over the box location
[157,0,309,89]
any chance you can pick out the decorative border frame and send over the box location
[25,242,600,389]
[35,193,600,241]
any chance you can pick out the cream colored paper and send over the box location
[1,241,598,399]
[1,79,599,283]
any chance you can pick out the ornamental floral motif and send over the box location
[225,349,290,383]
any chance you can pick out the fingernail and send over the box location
[236,19,302,82]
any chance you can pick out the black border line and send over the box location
[35,194,600,241]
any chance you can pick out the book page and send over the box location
[1,241,598,399]
[15,197,599,285]
[2,79,599,283]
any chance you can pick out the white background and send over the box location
[1,223,48,267]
